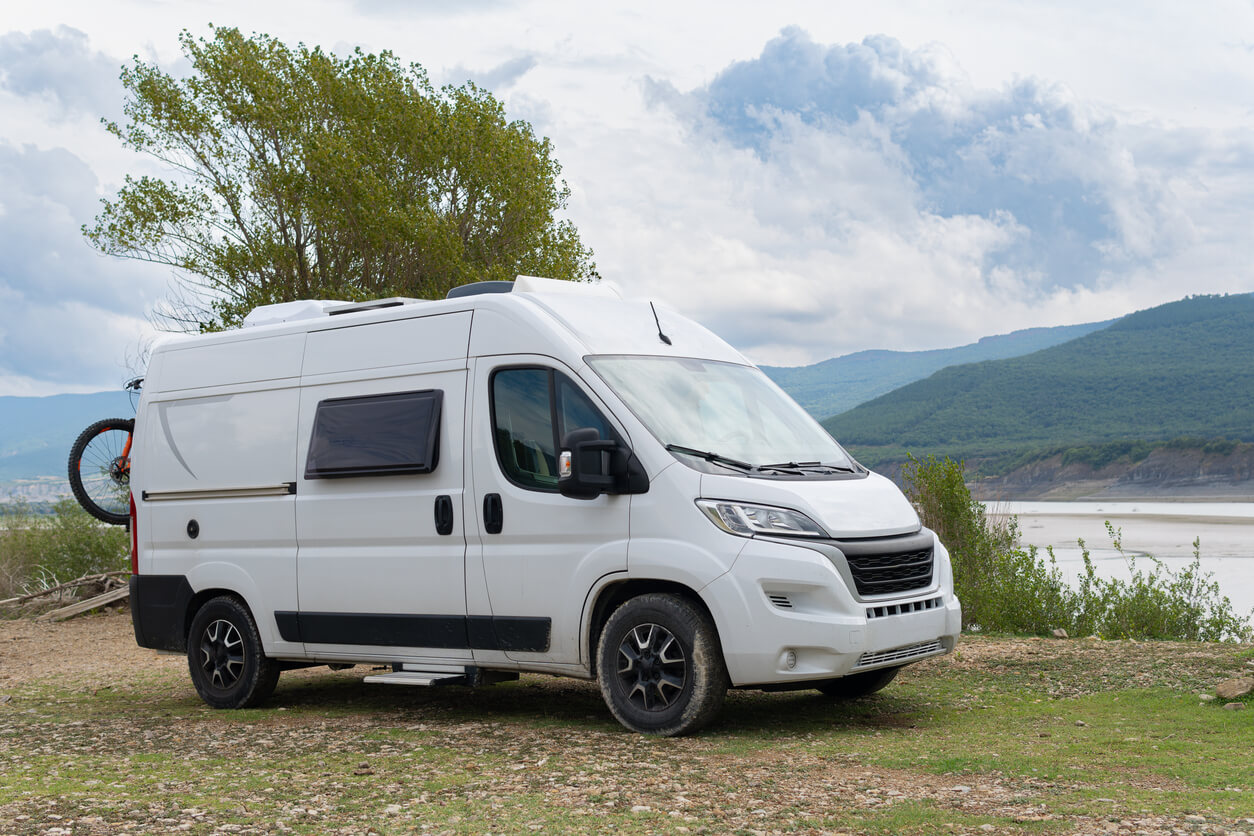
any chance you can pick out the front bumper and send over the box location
[701,534,962,686]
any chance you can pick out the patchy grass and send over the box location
[2,616,1253,835]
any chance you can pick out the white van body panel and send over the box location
[303,311,471,375]
[142,387,301,493]
[137,334,305,655]
[156,332,306,391]
[625,463,748,590]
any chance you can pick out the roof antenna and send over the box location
[650,301,672,345]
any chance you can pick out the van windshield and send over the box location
[586,355,856,475]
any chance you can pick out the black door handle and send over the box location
[434,495,454,536]
[483,493,503,535]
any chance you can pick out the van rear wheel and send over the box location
[815,666,900,699]
[596,593,728,736]
[187,596,280,709]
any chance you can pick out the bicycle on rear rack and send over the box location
[67,377,142,526]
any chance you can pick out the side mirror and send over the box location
[558,428,649,500]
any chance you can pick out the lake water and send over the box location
[989,501,1254,622]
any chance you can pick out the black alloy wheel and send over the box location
[186,596,280,709]
[596,593,728,736]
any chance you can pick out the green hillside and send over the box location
[762,319,1110,419]
[824,294,1254,466]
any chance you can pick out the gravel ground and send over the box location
[2,611,1252,835]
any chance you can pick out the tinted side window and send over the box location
[492,369,557,491]
[305,389,442,479]
[492,368,614,492]
[556,375,613,441]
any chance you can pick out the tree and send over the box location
[84,26,596,331]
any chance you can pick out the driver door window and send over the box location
[491,368,613,491]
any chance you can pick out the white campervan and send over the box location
[128,276,961,735]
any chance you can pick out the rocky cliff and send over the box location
[970,445,1254,500]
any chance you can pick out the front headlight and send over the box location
[696,499,828,538]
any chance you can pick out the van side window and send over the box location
[305,389,443,479]
[491,368,614,492]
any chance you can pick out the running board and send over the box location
[364,671,468,686]
[363,667,520,687]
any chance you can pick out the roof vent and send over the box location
[241,299,350,328]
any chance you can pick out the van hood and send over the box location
[698,470,920,539]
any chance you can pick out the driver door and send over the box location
[466,358,632,665]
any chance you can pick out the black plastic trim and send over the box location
[274,611,301,642]
[434,495,454,536]
[273,611,551,653]
[130,574,195,652]
[483,493,503,534]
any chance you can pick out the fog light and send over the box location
[784,650,797,670]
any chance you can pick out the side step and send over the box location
[364,671,468,686]
[363,666,520,687]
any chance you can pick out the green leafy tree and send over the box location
[85,26,596,330]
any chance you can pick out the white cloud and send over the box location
[550,26,1251,365]
[0,142,163,394]
[0,25,123,121]
[442,54,539,91]
[1,4,1253,393]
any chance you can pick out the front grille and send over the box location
[855,639,943,669]
[845,546,934,596]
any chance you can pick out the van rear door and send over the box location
[291,312,472,663]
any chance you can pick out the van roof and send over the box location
[239,276,621,329]
[157,276,747,366]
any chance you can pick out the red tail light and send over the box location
[129,493,139,575]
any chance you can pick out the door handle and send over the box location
[483,493,503,535]
[434,495,454,536]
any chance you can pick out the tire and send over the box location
[187,596,280,709]
[67,418,134,525]
[815,666,901,700]
[597,593,729,736]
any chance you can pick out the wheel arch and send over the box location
[585,578,721,677]
[184,587,252,645]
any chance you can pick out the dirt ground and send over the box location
[2,611,1253,835]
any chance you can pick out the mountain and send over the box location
[762,319,1112,419]
[824,293,1254,467]
[0,391,136,484]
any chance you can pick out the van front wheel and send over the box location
[187,596,280,709]
[597,593,728,736]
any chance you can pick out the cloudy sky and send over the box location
[2,1,1252,395]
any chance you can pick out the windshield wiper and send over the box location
[665,444,755,472]
[758,460,857,474]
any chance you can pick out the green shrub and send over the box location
[901,453,1075,634]
[901,453,1253,641]
[1069,524,1252,642]
[0,498,128,598]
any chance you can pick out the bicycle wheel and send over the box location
[68,418,134,525]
